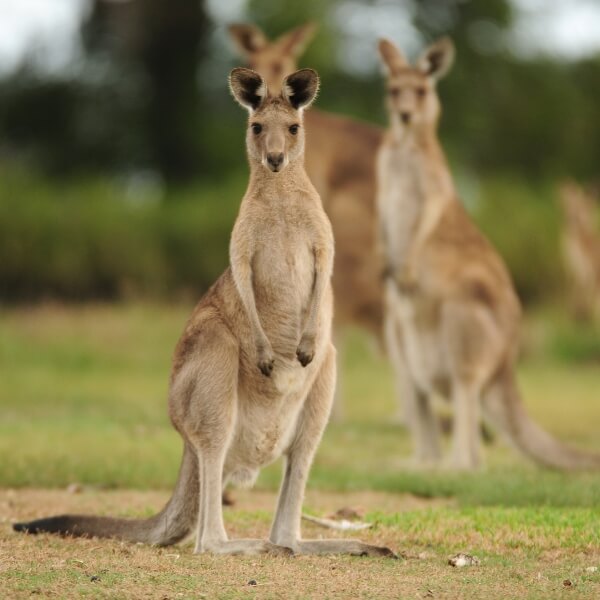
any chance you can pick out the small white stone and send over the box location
[448,553,480,567]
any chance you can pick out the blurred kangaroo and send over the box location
[559,180,600,322]
[377,37,600,470]
[14,67,395,558]
[229,23,384,340]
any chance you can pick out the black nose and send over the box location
[401,112,411,124]
[267,153,284,169]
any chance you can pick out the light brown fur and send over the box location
[559,180,600,322]
[377,38,600,470]
[14,68,395,558]
[229,23,384,337]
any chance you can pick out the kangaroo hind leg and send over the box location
[269,346,396,558]
[178,319,290,556]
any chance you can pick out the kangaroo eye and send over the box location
[416,87,426,98]
[289,124,299,135]
[389,88,400,98]
[251,123,262,135]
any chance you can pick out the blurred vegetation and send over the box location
[0,166,244,301]
[0,165,571,303]
[0,0,599,303]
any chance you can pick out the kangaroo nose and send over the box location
[267,153,284,169]
[401,112,411,124]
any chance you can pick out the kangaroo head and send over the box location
[228,23,316,94]
[229,67,319,173]
[378,37,454,134]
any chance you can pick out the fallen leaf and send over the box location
[563,579,573,587]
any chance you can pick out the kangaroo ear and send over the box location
[228,24,268,56]
[282,68,319,110]
[276,22,317,58]
[417,37,455,80]
[229,68,267,112]
[378,38,408,74]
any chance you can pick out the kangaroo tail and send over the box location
[13,442,199,546]
[483,368,600,470]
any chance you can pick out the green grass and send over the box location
[1,303,599,506]
[1,304,599,599]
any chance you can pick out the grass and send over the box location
[2,489,599,599]
[1,303,599,503]
[1,302,600,598]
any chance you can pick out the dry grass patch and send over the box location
[1,488,599,599]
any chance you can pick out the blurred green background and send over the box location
[1,0,599,306]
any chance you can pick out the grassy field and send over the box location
[1,303,599,598]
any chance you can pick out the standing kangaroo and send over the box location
[559,180,600,322]
[229,23,384,339]
[377,38,600,470]
[14,68,394,558]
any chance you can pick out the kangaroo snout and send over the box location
[400,112,411,124]
[266,152,285,171]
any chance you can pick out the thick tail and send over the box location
[13,443,199,545]
[483,368,600,470]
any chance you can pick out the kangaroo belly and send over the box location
[394,288,449,396]
[224,387,306,478]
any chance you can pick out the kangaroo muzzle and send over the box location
[266,152,285,172]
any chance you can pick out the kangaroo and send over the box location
[376,37,600,470]
[559,180,600,322]
[229,23,385,339]
[13,68,395,558]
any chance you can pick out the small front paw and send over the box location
[257,346,275,377]
[296,336,315,367]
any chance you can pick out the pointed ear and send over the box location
[276,22,317,58]
[417,37,455,81]
[282,69,319,110]
[228,24,268,56]
[229,68,267,112]
[378,38,408,74]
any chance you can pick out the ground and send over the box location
[0,303,599,599]
[2,488,599,599]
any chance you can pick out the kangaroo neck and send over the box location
[394,124,453,200]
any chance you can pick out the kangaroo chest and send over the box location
[253,207,315,315]
[378,143,424,269]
